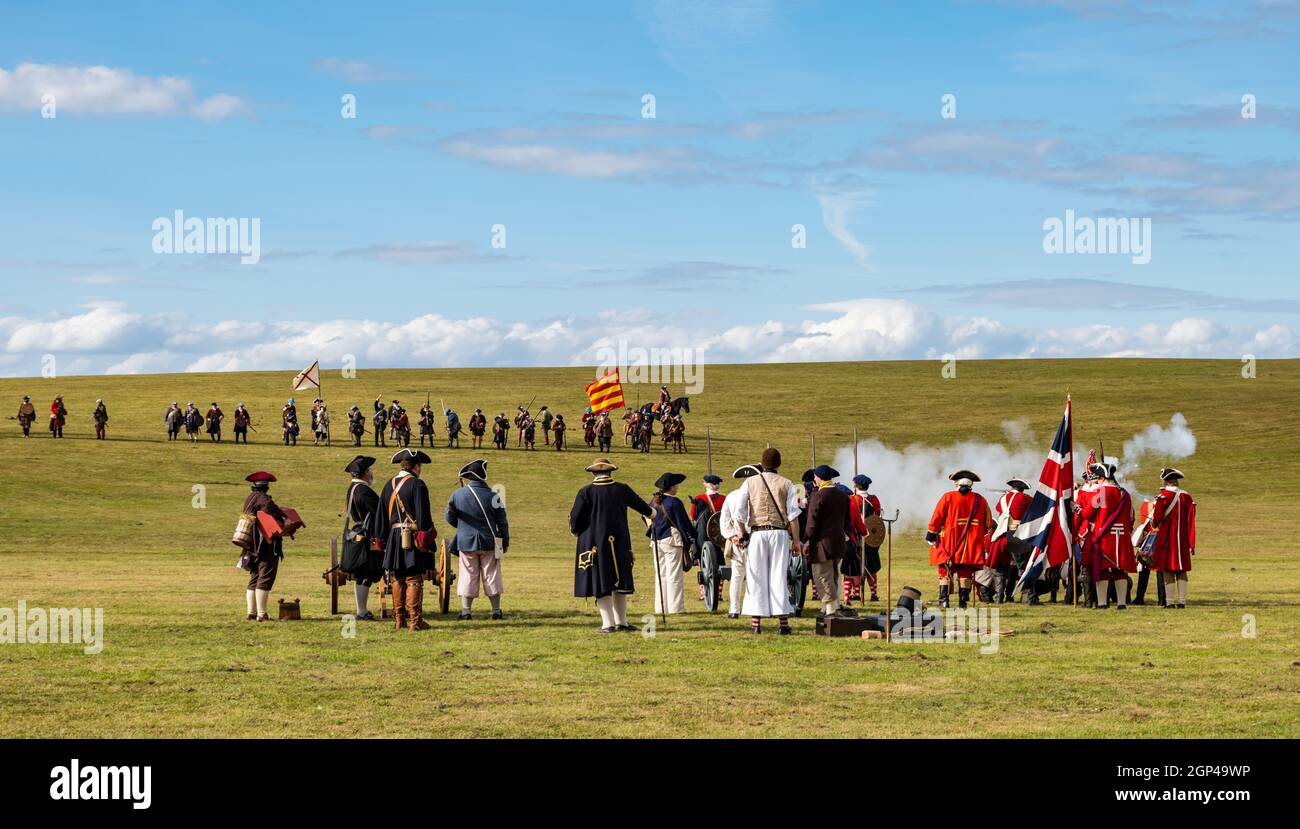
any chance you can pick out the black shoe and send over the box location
[356,611,375,621]
[598,626,616,633]
[491,610,504,620]
[1116,605,1127,611]
[1177,603,1186,609]
[1133,598,1146,606]
[727,613,739,619]
[1163,603,1177,609]
[617,624,636,631]
[458,612,472,621]
[778,626,792,635]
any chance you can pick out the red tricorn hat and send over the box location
[245,471,277,483]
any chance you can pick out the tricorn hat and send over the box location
[1160,467,1184,482]
[586,458,618,474]
[1089,462,1117,480]
[390,448,431,464]
[949,470,980,485]
[1006,478,1031,492]
[345,455,376,477]
[733,464,760,479]
[813,464,838,481]
[654,472,687,491]
[458,459,488,482]
[801,468,815,484]
[852,474,873,489]
[702,474,722,485]
[245,471,277,483]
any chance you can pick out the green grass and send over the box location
[1,359,1297,738]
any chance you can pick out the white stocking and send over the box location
[245,589,256,616]
[612,592,629,626]
[1095,579,1109,608]
[1116,578,1128,607]
[255,589,270,616]
[595,596,615,628]
[354,583,369,614]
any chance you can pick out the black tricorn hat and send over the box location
[345,455,376,477]
[1006,478,1031,492]
[1160,467,1185,482]
[458,459,488,482]
[733,464,761,479]
[390,448,431,464]
[949,470,980,484]
[813,464,839,481]
[655,472,687,491]
[801,468,815,483]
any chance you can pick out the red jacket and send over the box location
[847,493,878,545]
[690,492,725,522]
[1078,482,1136,573]
[1150,486,1196,572]
[928,490,992,568]
[988,490,1030,568]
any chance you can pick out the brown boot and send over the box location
[391,577,408,630]
[407,576,430,631]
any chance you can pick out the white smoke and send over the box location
[830,415,1197,533]
[1118,412,1197,481]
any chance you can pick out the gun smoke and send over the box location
[830,415,1196,533]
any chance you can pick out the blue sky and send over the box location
[1,0,1297,375]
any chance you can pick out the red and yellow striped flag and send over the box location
[585,369,626,413]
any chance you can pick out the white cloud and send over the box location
[816,188,871,270]
[311,58,410,82]
[0,300,1293,377]
[0,63,248,119]
[440,140,687,179]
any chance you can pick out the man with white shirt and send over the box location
[719,464,760,618]
[731,448,802,634]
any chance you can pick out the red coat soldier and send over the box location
[987,478,1031,603]
[1150,467,1196,608]
[926,470,993,609]
[1078,463,1136,609]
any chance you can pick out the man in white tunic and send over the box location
[731,448,802,634]
[719,464,759,618]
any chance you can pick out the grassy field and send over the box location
[0,359,1297,738]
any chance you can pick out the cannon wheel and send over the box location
[701,541,721,613]
[788,555,810,617]
[438,539,454,615]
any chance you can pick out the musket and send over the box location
[706,427,713,478]
[852,426,865,602]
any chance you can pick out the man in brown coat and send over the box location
[802,465,850,618]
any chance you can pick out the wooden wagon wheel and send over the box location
[438,539,454,614]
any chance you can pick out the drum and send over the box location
[1136,532,1157,567]
[862,514,886,547]
[705,512,727,549]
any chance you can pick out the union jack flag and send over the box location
[1015,397,1075,593]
